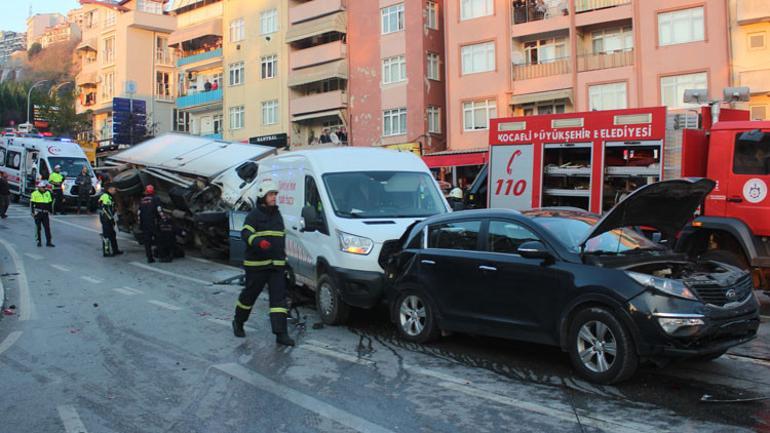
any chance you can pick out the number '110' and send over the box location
[495,179,527,196]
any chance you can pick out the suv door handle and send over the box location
[727,196,743,203]
[479,265,497,272]
[421,259,436,265]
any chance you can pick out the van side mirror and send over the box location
[518,241,554,262]
[301,205,320,232]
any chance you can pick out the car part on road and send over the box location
[568,307,638,385]
[316,274,350,325]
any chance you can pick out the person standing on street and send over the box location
[48,165,64,215]
[156,212,176,263]
[75,167,93,214]
[448,187,466,211]
[99,186,123,257]
[0,172,10,219]
[31,181,54,247]
[138,185,162,263]
[232,180,294,346]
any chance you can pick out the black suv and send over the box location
[382,179,760,384]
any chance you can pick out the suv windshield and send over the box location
[49,157,91,178]
[532,215,662,254]
[323,171,446,219]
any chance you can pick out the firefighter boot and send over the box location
[271,311,295,346]
[232,320,246,338]
[276,333,295,346]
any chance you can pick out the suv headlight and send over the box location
[625,271,697,300]
[656,316,705,336]
[337,230,374,255]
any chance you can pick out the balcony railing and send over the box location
[291,90,348,116]
[177,48,223,67]
[512,0,569,25]
[176,88,223,109]
[290,0,346,25]
[155,49,177,66]
[512,58,570,80]
[290,41,347,70]
[577,50,633,72]
[575,0,631,13]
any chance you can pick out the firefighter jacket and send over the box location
[138,195,162,232]
[30,190,53,214]
[241,204,286,270]
[98,193,115,224]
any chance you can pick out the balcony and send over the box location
[291,90,348,117]
[739,69,770,94]
[287,11,347,43]
[737,0,770,25]
[155,49,177,67]
[575,0,631,13]
[123,10,176,33]
[291,41,347,70]
[288,59,348,87]
[176,89,222,110]
[290,0,346,25]
[513,59,571,80]
[512,0,568,25]
[577,50,633,72]
[177,48,223,67]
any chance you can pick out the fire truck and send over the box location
[485,105,770,290]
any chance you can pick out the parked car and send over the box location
[382,178,760,384]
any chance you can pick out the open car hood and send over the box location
[580,178,716,247]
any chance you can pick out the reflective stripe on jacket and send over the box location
[241,205,286,270]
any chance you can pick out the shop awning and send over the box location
[422,149,488,168]
[510,88,573,105]
[168,19,222,47]
[288,60,348,87]
[292,109,345,122]
[76,39,97,52]
[286,12,347,43]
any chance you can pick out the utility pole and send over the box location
[26,80,49,127]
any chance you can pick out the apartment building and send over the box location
[729,0,770,120]
[168,0,224,139]
[222,0,290,145]
[443,0,730,160]
[38,22,82,49]
[26,13,66,49]
[347,0,446,154]
[74,0,176,143]
[0,31,26,65]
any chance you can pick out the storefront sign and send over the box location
[385,142,422,156]
[250,133,288,149]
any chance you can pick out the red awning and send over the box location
[422,150,488,168]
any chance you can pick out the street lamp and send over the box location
[26,79,50,126]
[49,81,74,98]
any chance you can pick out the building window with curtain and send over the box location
[427,106,441,134]
[661,72,707,109]
[589,82,627,111]
[230,18,245,43]
[230,106,244,130]
[463,99,496,131]
[427,53,440,81]
[229,62,244,86]
[383,108,407,136]
[461,42,495,75]
[426,1,438,30]
[261,9,278,35]
[382,4,405,34]
[658,7,704,46]
[382,55,406,84]
[461,0,493,21]
[262,100,278,126]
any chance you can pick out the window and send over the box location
[523,38,567,65]
[523,102,566,116]
[173,109,190,133]
[260,9,278,35]
[589,82,627,111]
[230,106,245,130]
[137,0,164,14]
[426,1,438,30]
[427,106,441,134]
[213,114,223,134]
[427,52,440,80]
[461,42,495,75]
[461,0,493,20]
[104,10,116,27]
[261,55,278,79]
[658,7,704,46]
[103,37,115,64]
[463,99,497,131]
[428,220,482,250]
[156,71,171,98]
[305,175,328,234]
[6,151,21,169]
[382,3,405,34]
[487,221,539,254]
[382,55,406,84]
[230,18,245,43]
[592,27,633,54]
[660,72,707,109]
[751,105,767,121]
[734,132,770,175]
[383,108,407,136]
[748,32,766,50]
[229,62,244,86]
[262,100,278,126]
[101,72,115,99]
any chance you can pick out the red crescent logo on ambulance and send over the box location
[506,150,522,175]
[48,146,61,155]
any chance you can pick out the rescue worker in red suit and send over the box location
[138,185,162,263]
[232,180,295,346]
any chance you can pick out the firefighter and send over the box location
[30,181,54,247]
[448,187,465,211]
[156,212,175,263]
[232,180,294,346]
[137,185,162,263]
[48,165,65,215]
[99,186,123,257]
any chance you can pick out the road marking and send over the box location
[304,341,376,366]
[51,264,71,272]
[23,253,43,260]
[57,405,88,433]
[113,288,138,296]
[207,318,258,333]
[52,218,134,241]
[0,238,36,321]
[147,300,183,311]
[80,276,102,284]
[122,286,143,295]
[214,363,396,433]
[129,262,211,286]
[0,331,23,356]
[188,256,242,271]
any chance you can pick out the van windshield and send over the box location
[49,157,91,178]
[323,171,446,219]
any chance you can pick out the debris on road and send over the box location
[701,394,770,403]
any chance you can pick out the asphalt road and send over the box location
[1,202,769,433]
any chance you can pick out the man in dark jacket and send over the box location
[232,180,294,346]
[75,167,92,214]
[156,212,176,263]
[0,172,10,218]
[99,186,123,256]
[138,184,162,263]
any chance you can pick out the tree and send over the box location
[27,42,42,60]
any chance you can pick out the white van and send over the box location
[254,147,450,324]
[0,136,100,203]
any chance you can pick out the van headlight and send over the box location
[625,271,697,300]
[337,230,373,255]
[95,181,102,193]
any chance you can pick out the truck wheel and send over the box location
[111,169,142,190]
[701,250,749,270]
[316,274,350,325]
[393,288,440,344]
[568,307,638,384]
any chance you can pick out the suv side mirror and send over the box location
[518,241,553,261]
[301,205,320,232]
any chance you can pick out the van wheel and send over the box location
[316,274,350,325]
[568,307,638,384]
[393,289,439,344]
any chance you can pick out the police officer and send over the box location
[232,180,294,346]
[137,184,162,263]
[99,186,123,257]
[30,181,54,247]
[48,165,64,215]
